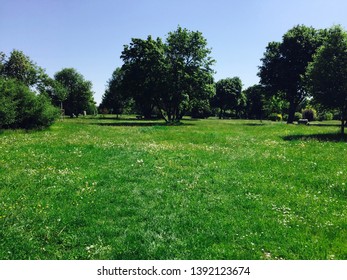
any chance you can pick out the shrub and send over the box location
[190,100,211,119]
[325,112,333,121]
[294,112,302,121]
[318,111,333,121]
[268,113,282,122]
[0,78,60,129]
[302,108,316,121]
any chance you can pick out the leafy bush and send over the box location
[318,111,333,121]
[325,112,333,121]
[190,99,211,119]
[302,108,317,121]
[0,78,60,129]
[268,113,282,121]
[294,112,302,121]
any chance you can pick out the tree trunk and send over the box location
[341,119,345,135]
[340,107,347,135]
[287,98,296,124]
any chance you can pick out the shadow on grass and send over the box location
[93,121,194,127]
[309,123,341,127]
[243,123,266,126]
[283,133,347,142]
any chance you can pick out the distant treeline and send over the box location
[1,25,347,133]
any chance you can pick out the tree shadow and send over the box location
[243,123,266,126]
[93,121,194,127]
[282,133,347,142]
[309,123,341,127]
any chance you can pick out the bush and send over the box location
[302,108,316,121]
[0,78,60,129]
[268,113,282,122]
[325,112,333,121]
[318,111,333,121]
[294,112,302,121]
[190,100,211,119]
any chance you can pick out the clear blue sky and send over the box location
[1,0,347,104]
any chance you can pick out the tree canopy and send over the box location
[258,25,325,123]
[54,68,96,117]
[213,77,243,119]
[306,25,347,134]
[99,67,129,116]
[119,27,215,122]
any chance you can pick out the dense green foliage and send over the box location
[306,26,347,134]
[0,50,44,88]
[54,68,96,117]
[99,68,130,116]
[258,25,325,123]
[106,27,215,122]
[0,117,346,259]
[0,78,60,129]
[213,77,244,119]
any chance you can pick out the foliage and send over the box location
[54,68,96,117]
[0,78,60,129]
[306,25,347,134]
[212,77,243,119]
[262,95,289,119]
[120,27,215,122]
[302,108,317,121]
[189,99,212,119]
[268,113,282,122]
[324,112,333,121]
[121,36,165,118]
[163,27,215,122]
[0,50,40,87]
[294,112,303,122]
[244,84,266,120]
[99,68,130,116]
[259,25,325,123]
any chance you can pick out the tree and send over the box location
[121,36,165,118]
[120,27,215,122]
[99,67,130,117]
[54,68,95,117]
[213,77,243,119]
[1,50,41,87]
[0,78,60,129]
[0,52,5,74]
[244,84,266,120]
[259,25,324,123]
[162,27,215,122]
[306,25,347,134]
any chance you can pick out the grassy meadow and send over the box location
[0,116,346,260]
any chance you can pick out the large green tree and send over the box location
[99,67,130,117]
[212,77,243,119]
[259,25,325,123]
[244,84,266,120]
[306,25,347,134]
[54,68,95,117]
[0,78,59,129]
[162,27,215,122]
[121,36,165,119]
[0,50,42,87]
[120,27,215,122]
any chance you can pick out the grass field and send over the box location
[0,116,346,260]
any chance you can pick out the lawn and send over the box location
[0,116,346,259]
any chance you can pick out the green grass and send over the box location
[0,116,346,260]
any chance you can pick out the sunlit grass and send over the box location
[0,117,346,259]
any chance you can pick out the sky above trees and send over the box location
[1,0,347,104]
